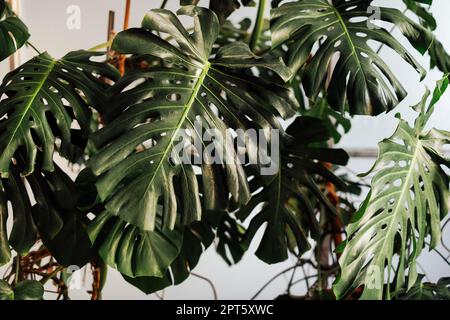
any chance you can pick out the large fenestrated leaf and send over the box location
[271,0,431,115]
[88,6,296,233]
[0,50,119,177]
[79,168,185,279]
[236,116,349,264]
[334,77,450,300]
[0,1,29,62]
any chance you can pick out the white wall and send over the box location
[0,0,449,300]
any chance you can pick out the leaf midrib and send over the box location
[332,6,363,71]
[142,61,211,205]
[376,138,422,296]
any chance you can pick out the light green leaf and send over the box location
[334,78,450,300]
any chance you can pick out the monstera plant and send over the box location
[0,0,449,300]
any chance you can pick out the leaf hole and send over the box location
[166,93,181,102]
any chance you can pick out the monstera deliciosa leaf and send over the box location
[0,50,119,177]
[0,155,93,266]
[334,77,450,300]
[0,0,29,61]
[236,116,349,264]
[88,6,296,234]
[271,0,431,115]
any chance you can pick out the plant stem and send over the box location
[251,264,300,300]
[40,266,65,285]
[160,0,169,9]
[14,254,20,285]
[26,41,41,55]
[191,273,218,300]
[249,0,267,53]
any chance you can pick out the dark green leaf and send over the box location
[0,280,13,300]
[271,0,430,115]
[1,163,37,255]
[31,165,94,267]
[0,0,29,61]
[0,51,119,177]
[184,0,256,24]
[123,220,214,293]
[13,280,44,300]
[403,0,435,30]
[213,211,246,265]
[236,116,348,263]
[302,97,351,143]
[429,38,450,73]
[0,153,92,263]
[88,210,183,278]
[399,275,450,300]
[0,191,9,265]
